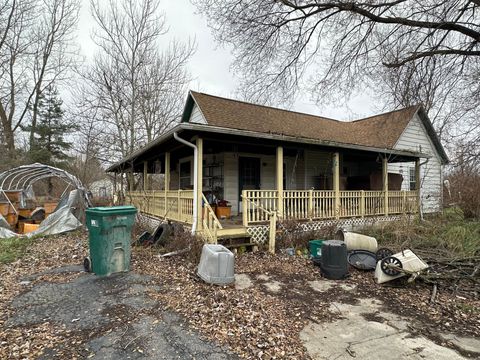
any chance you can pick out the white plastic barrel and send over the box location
[335,229,378,252]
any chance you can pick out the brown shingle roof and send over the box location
[190,91,420,150]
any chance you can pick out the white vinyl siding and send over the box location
[390,114,443,213]
[223,152,298,215]
[189,104,207,124]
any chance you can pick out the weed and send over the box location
[0,236,36,264]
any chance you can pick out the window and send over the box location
[179,160,192,189]
[99,187,107,198]
[409,167,416,190]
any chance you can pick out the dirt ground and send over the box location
[1,231,479,359]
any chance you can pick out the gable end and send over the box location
[181,92,208,125]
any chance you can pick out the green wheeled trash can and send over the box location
[85,206,137,276]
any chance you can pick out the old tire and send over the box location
[83,257,91,272]
[152,223,173,246]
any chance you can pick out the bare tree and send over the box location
[192,0,479,106]
[78,0,194,163]
[0,0,37,156]
[376,43,480,164]
[0,0,79,157]
[193,0,480,170]
[28,0,80,148]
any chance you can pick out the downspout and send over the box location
[418,158,429,221]
[173,132,198,234]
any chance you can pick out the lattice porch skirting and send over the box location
[247,215,413,245]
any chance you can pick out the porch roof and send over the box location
[107,122,429,172]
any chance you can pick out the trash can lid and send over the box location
[86,205,137,215]
[322,240,345,247]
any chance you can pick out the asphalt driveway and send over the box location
[5,265,235,359]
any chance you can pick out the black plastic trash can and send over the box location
[320,240,348,279]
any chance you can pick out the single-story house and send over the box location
[107,91,448,249]
[89,178,115,199]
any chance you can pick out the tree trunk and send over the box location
[0,102,16,157]
[29,87,42,148]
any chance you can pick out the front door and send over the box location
[238,157,261,213]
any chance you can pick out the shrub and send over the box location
[446,166,480,219]
[275,220,336,251]
[163,225,204,264]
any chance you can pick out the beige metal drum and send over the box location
[335,229,378,253]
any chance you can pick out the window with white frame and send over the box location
[409,167,416,190]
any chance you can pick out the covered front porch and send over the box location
[108,127,422,250]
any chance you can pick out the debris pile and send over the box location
[412,250,480,299]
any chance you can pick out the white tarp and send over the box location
[0,214,17,238]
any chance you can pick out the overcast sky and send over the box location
[76,0,376,121]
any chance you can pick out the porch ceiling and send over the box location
[107,123,429,173]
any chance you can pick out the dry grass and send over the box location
[362,211,480,258]
[275,220,337,251]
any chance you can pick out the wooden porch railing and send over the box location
[201,193,223,244]
[243,189,418,226]
[126,190,194,224]
[242,195,277,253]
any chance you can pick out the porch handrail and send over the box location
[242,193,277,253]
[126,190,194,224]
[201,193,223,244]
[242,189,418,224]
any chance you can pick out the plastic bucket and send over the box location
[335,229,378,252]
[308,240,324,258]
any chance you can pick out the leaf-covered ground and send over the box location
[1,230,479,359]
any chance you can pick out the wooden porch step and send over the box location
[217,227,250,239]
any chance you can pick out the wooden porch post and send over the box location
[308,189,313,220]
[242,190,248,226]
[164,152,170,191]
[360,190,365,218]
[143,161,148,190]
[415,158,421,214]
[196,138,203,231]
[269,212,277,254]
[129,168,134,191]
[333,152,340,219]
[113,172,117,205]
[276,146,284,218]
[382,156,389,216]
[120,170,124,204]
